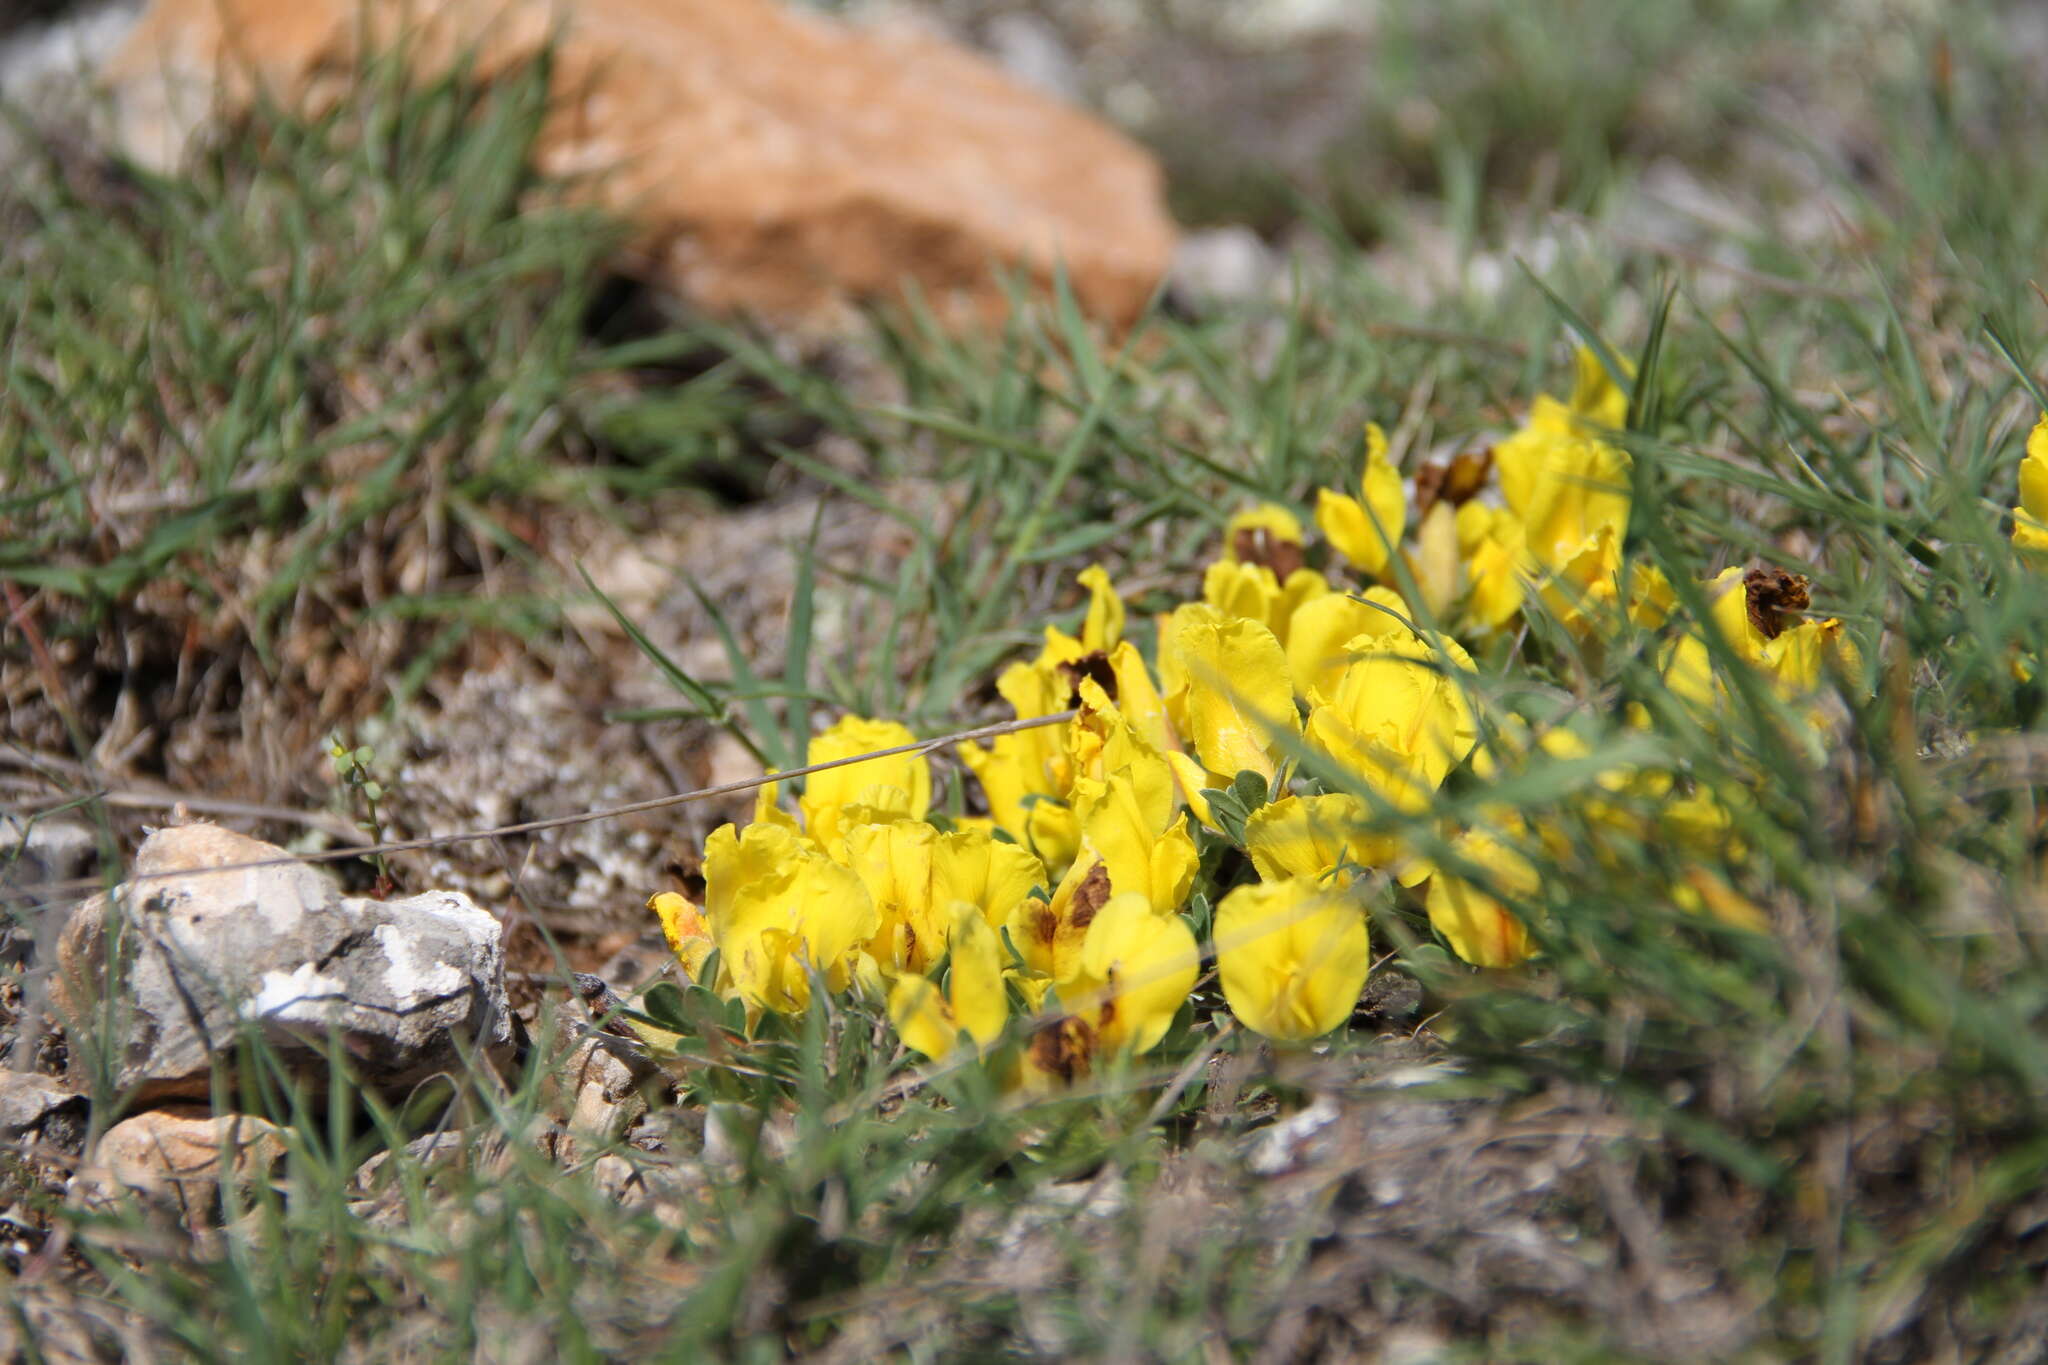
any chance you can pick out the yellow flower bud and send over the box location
[1214,878,1371,1041]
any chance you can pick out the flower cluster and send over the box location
[647,349,1870,1086]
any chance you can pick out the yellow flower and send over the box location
[1077,564,1125,652]
[1284,586,1407,704]
[1497,407,1630,567]
[1206,562,1279,632]
[959,657,1073,863]
[2016,414,2048,556]
[649,890,715,981]
[1222,503,1307,567]
[1761,617,1860,695]
[1456,502,1528,631]
[1662,566,1860,711]
[1100,640,1176,758]
[958,728,1080,873]
[1160,605,1300,785]
[1008,851,1111,984]
[1241,792,1393,881]
[1302,624,1478,812]
[844,822,1048,979]
[1214,878,1371,1040]
[958,570,1156,873]
[1425,828,1539,968]
[1066,892,1199,1056]
[1203,557,1331,648]
[1567,342,1630,430]
[1409,499,1464,620]
[1072,764,1199,916]
[1014,1014,1099,1093]
[932,827,1047,931]
[1021,564,1127,671]
[887,905,1010,1059]
[801,716,930,852]
[1493,348,1635,630]
[701,822,879,1014]
[1317,421,1406,578]
[1065,674,1172,800]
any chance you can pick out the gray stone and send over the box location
[1,814,97,897]
[55,823,511,1104]
[1169,226,1280,307]
[551,1036,649,1167]
[2,814,100,1069]
[0,1070,89,1155]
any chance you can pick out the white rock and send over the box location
[55,823,512,1102]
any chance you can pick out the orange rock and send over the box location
[76,1105,288,1224]
[107,0,1177,332]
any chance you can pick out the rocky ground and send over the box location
[7,0,2048,1359]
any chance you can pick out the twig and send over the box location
[8,709,1079,904]
[0,776,372,846]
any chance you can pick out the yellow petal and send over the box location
[958,739,1036,844]
[888,975,961,1060]
[931,827,1047,932]
[1078,565,1125,653]
[1273,568,1330,649]
[707,822,879,1014]
[1006,851,1110,983]
[1202,559,1283,630]
[1105,640,1175,757]
[1568,344,1631,430]
[753,777,801,833]
[1305,625,1478,806]
[1703,566,1763,663]
[1464,530,1527,630]
[648,891,715,981]
[1410,500,1463,620]
[802,716,930,849]
[945,905,1009,1048]
[1426,830,1539,968]
[1495,396,1630,575]
[1072,892,1199,1056]
[1166,611,1299,782]
[1285,587,1405,703]
[1625,561,1676,629]
[1164,748,1221,831]
[1214,878,1370,1041]
[2020,409,2048,551]
[1761,617,1858,696]
[1242,793,1391,881]
[843,820,943,977]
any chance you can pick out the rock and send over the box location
[55,823,512,1105]
[982,13,1081,101]
[1246,1095,1341,1176]
[351,1127,520,1200]
[551,1035,649,1166]
[74,1105,288,1223]
[1,814,97,901]
[2,814,99,1068]
[1168,226,1280,308]
[105,0,1177,333]
[0,1071,89,1156]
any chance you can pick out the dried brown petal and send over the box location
[1067,861,1113,932]
[1743,566,1810,641]
[1230,527,1305,580]
[1058,650,1120,706]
